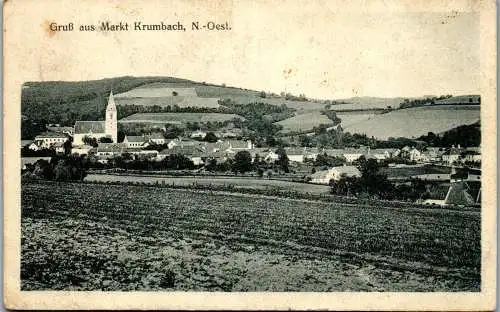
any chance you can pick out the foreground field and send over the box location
[21,182,480,291]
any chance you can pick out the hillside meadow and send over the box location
[276,112,333,133]
[344,105,480,139]
[119,112,244,124]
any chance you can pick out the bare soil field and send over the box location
[21,181,480,291]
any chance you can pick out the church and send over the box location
[73,91,118,145]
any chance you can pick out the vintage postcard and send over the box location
[3,0,497,310]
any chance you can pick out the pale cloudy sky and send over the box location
[6,0,481,99]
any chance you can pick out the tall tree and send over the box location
[275,147,289,173]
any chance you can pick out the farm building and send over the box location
[310,166,362,185]
[73,91,118,145]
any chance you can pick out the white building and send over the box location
[33,132,69,149]
[310,166,362,185]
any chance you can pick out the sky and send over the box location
[6,0,481,100]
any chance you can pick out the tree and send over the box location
[63,140,72,155]
[82,136,98,147]
[275,147,289,173]
[99,137,113,143]
[204,132,218,143]
[232,151,253,174]
[117,130,126,143]
[172,91,178,96]
[259,91,266,98]
[205,158,217,171]
[164,124,184,139]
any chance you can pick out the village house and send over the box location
[461,150,481,163]
[408,147,422,161]
[28,142,41,151]
[190,130,207,139]
[442,145,463,164]
[323,149,344,158]
[71,145,94,156]
[310,165,362,185]
[53,142,67,155]
[419,147,444,162]
[73,91,117,145]
[21,140,33,149]
[263,150,279,163]
[147,132,166,145]
[284,148,306,163]
[123,135,151,148]
[161,145,205,165]
[33,132,69,149]
[167,138,199,149]
[92,143,129,158]
[368,148,399,161]
[224,140,254,152]
[342,147,368,163]
[46,125,74,136]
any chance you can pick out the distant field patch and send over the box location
[131,82,261,98]
[331,97,405,110]
[435,95,480,105]
[336,113,375,127]
[115,97,221,108]
[119,112,244,124]
[344,105,480,139]
[276,112,333,133]
[115,87,198,98]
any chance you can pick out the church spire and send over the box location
[105,90,118,143]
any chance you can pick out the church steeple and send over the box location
[105,91,118,143]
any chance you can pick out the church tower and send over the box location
[105,91,118,143]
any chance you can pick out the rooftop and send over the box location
[74,121,105,134]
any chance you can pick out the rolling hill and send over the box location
[22,76,481,142]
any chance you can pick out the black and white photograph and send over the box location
[4,0,496,310]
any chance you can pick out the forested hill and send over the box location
[22,76,194,125]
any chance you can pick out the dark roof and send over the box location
[74,121,105,134]
[125,135,148,143]
[35,132,68,139]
